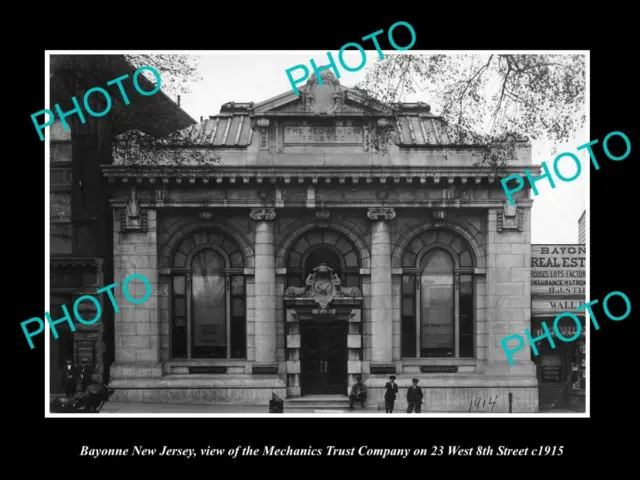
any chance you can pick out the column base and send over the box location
[110,362,164,379]
[109,375,287,405]
[480,361,538,376]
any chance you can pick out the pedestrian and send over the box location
[384,375,398,413]
[80,364,93,392]
[406,378,423,413]
[348,375,367,411]
[62,358,78,397]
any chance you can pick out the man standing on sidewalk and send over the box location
[62,358,78,397]
[384,375,398,413]
[406,378,423,413]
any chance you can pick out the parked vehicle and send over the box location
[50,383,115,413]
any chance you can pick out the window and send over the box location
[170,230,246,359]
[400,230,475,359]
[285,229,361,291]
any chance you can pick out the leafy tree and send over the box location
[51,54,219,168]
[354,54,586,170]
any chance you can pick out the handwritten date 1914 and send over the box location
[469,395,498,412]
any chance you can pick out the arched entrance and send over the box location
[283,229,363,397]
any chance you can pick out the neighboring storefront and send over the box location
[531,245,586,412]
[49,55,196,392]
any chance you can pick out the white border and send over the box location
[44,50,590,418]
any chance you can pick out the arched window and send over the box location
[401,230,475,358]
[170,230,246,360]
[285,229,361,289]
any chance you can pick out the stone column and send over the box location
[110,202,162,381]
[251,208,277,365]
[367,207,395,364]
[485,204,536,376]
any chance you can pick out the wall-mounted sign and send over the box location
[420,366,458,373]
[532,299,586,312]
[542,366,562,382]
[531,245,586,297]
[284,126,363,144]
[532,316,585,338]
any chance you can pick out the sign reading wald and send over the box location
[531,245,585,297]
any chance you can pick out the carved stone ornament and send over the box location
[283,263,361,307]
[300,70,344,116]
[255,118,270,150]
[316,210,331,222]
[250,207,276,221]
[432,209,447,221]
[120,186,147,233]
[497,202,523,232]
[367,207,396,220]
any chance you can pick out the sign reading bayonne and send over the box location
[531,244,585,297]
[285,126,363,144]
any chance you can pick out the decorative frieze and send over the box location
[249,207,276,221]
[367,207,396,220]
[497,202,524,232]
[103,165,541,187]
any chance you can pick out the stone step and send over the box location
[283,395,380,412]
[286,395,349,402]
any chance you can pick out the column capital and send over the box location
[367,207,396,221]
[250,207,276,221]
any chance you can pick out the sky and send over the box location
[176,52,587,245]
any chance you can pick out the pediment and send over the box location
[252,72,394,117]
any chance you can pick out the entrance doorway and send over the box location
[300,319,347,395]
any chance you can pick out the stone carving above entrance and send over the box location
[497,202,523,232]
[300,71,344,116]
[283,263,362,308]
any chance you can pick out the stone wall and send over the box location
[107,185,537,410]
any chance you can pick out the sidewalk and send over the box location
[100,402,269,414]
[99,402,583,414]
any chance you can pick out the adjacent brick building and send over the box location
[49,55,195,393]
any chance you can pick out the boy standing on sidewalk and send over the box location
[384,375,398,413]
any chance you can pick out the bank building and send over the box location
[51,61,542,412]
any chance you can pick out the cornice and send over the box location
[102,165,541,186]
[108,199,535,209]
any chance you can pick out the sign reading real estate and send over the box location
[531,245,586,297]
[284,126,363,144]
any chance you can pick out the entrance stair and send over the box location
[284,395,377,413]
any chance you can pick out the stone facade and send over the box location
[103,74,540,411]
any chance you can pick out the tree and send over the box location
[51,54,218,169]
[354,54,586,170]
[124,54,202,98]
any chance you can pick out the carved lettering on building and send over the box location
[284,126,363,144]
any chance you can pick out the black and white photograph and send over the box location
[43,50,591,417]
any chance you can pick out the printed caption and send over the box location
[80,445,564,459]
